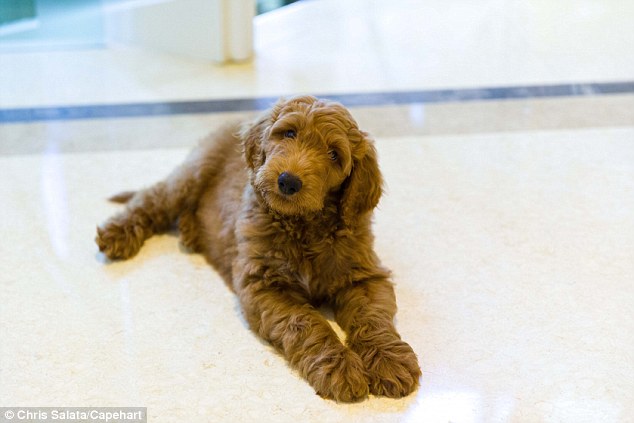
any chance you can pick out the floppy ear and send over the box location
[340,131,383,227]
[240,112,272,169]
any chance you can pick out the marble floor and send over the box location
[1,1,633,423]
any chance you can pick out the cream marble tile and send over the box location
[1,0,633,108]
[353,94,634,138]
[374,127,634,423]
[0,111,257,156]
[1,127,632,422]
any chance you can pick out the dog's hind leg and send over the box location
[95,124,239,260]
[96,152,207,260]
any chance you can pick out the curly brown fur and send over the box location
[95,96,421,402]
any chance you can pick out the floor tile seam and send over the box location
[1,81,633,124]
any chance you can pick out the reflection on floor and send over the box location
[1,1,633,422]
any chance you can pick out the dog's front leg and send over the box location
[333,277,421,398]
[239,282,369,402]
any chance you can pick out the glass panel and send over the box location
[0,0,37,25]
[0,0,104,52]
[257,0,300,15]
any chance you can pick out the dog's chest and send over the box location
[257,210,354,298]
[290,235,347,298]
[297,262,313,294]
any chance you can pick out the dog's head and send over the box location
[242,96,382,223]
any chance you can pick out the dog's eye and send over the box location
[328,150,338,161]
[283,129,297,139]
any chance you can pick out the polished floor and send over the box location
[1,1,633,423]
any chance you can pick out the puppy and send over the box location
[96,96,421,402]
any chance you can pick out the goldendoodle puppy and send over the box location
[96,96,421,402]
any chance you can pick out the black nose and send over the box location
[278,172,302,195]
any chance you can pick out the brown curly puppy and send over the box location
[96,96,421,402]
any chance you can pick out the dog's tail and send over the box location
[108,191,136,204]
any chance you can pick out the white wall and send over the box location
[105,0,254,63]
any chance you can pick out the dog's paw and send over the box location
[311,349,369,403]
[356,339,421,398]
[95,220,146,260]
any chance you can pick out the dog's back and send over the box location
[187,124,247,286]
